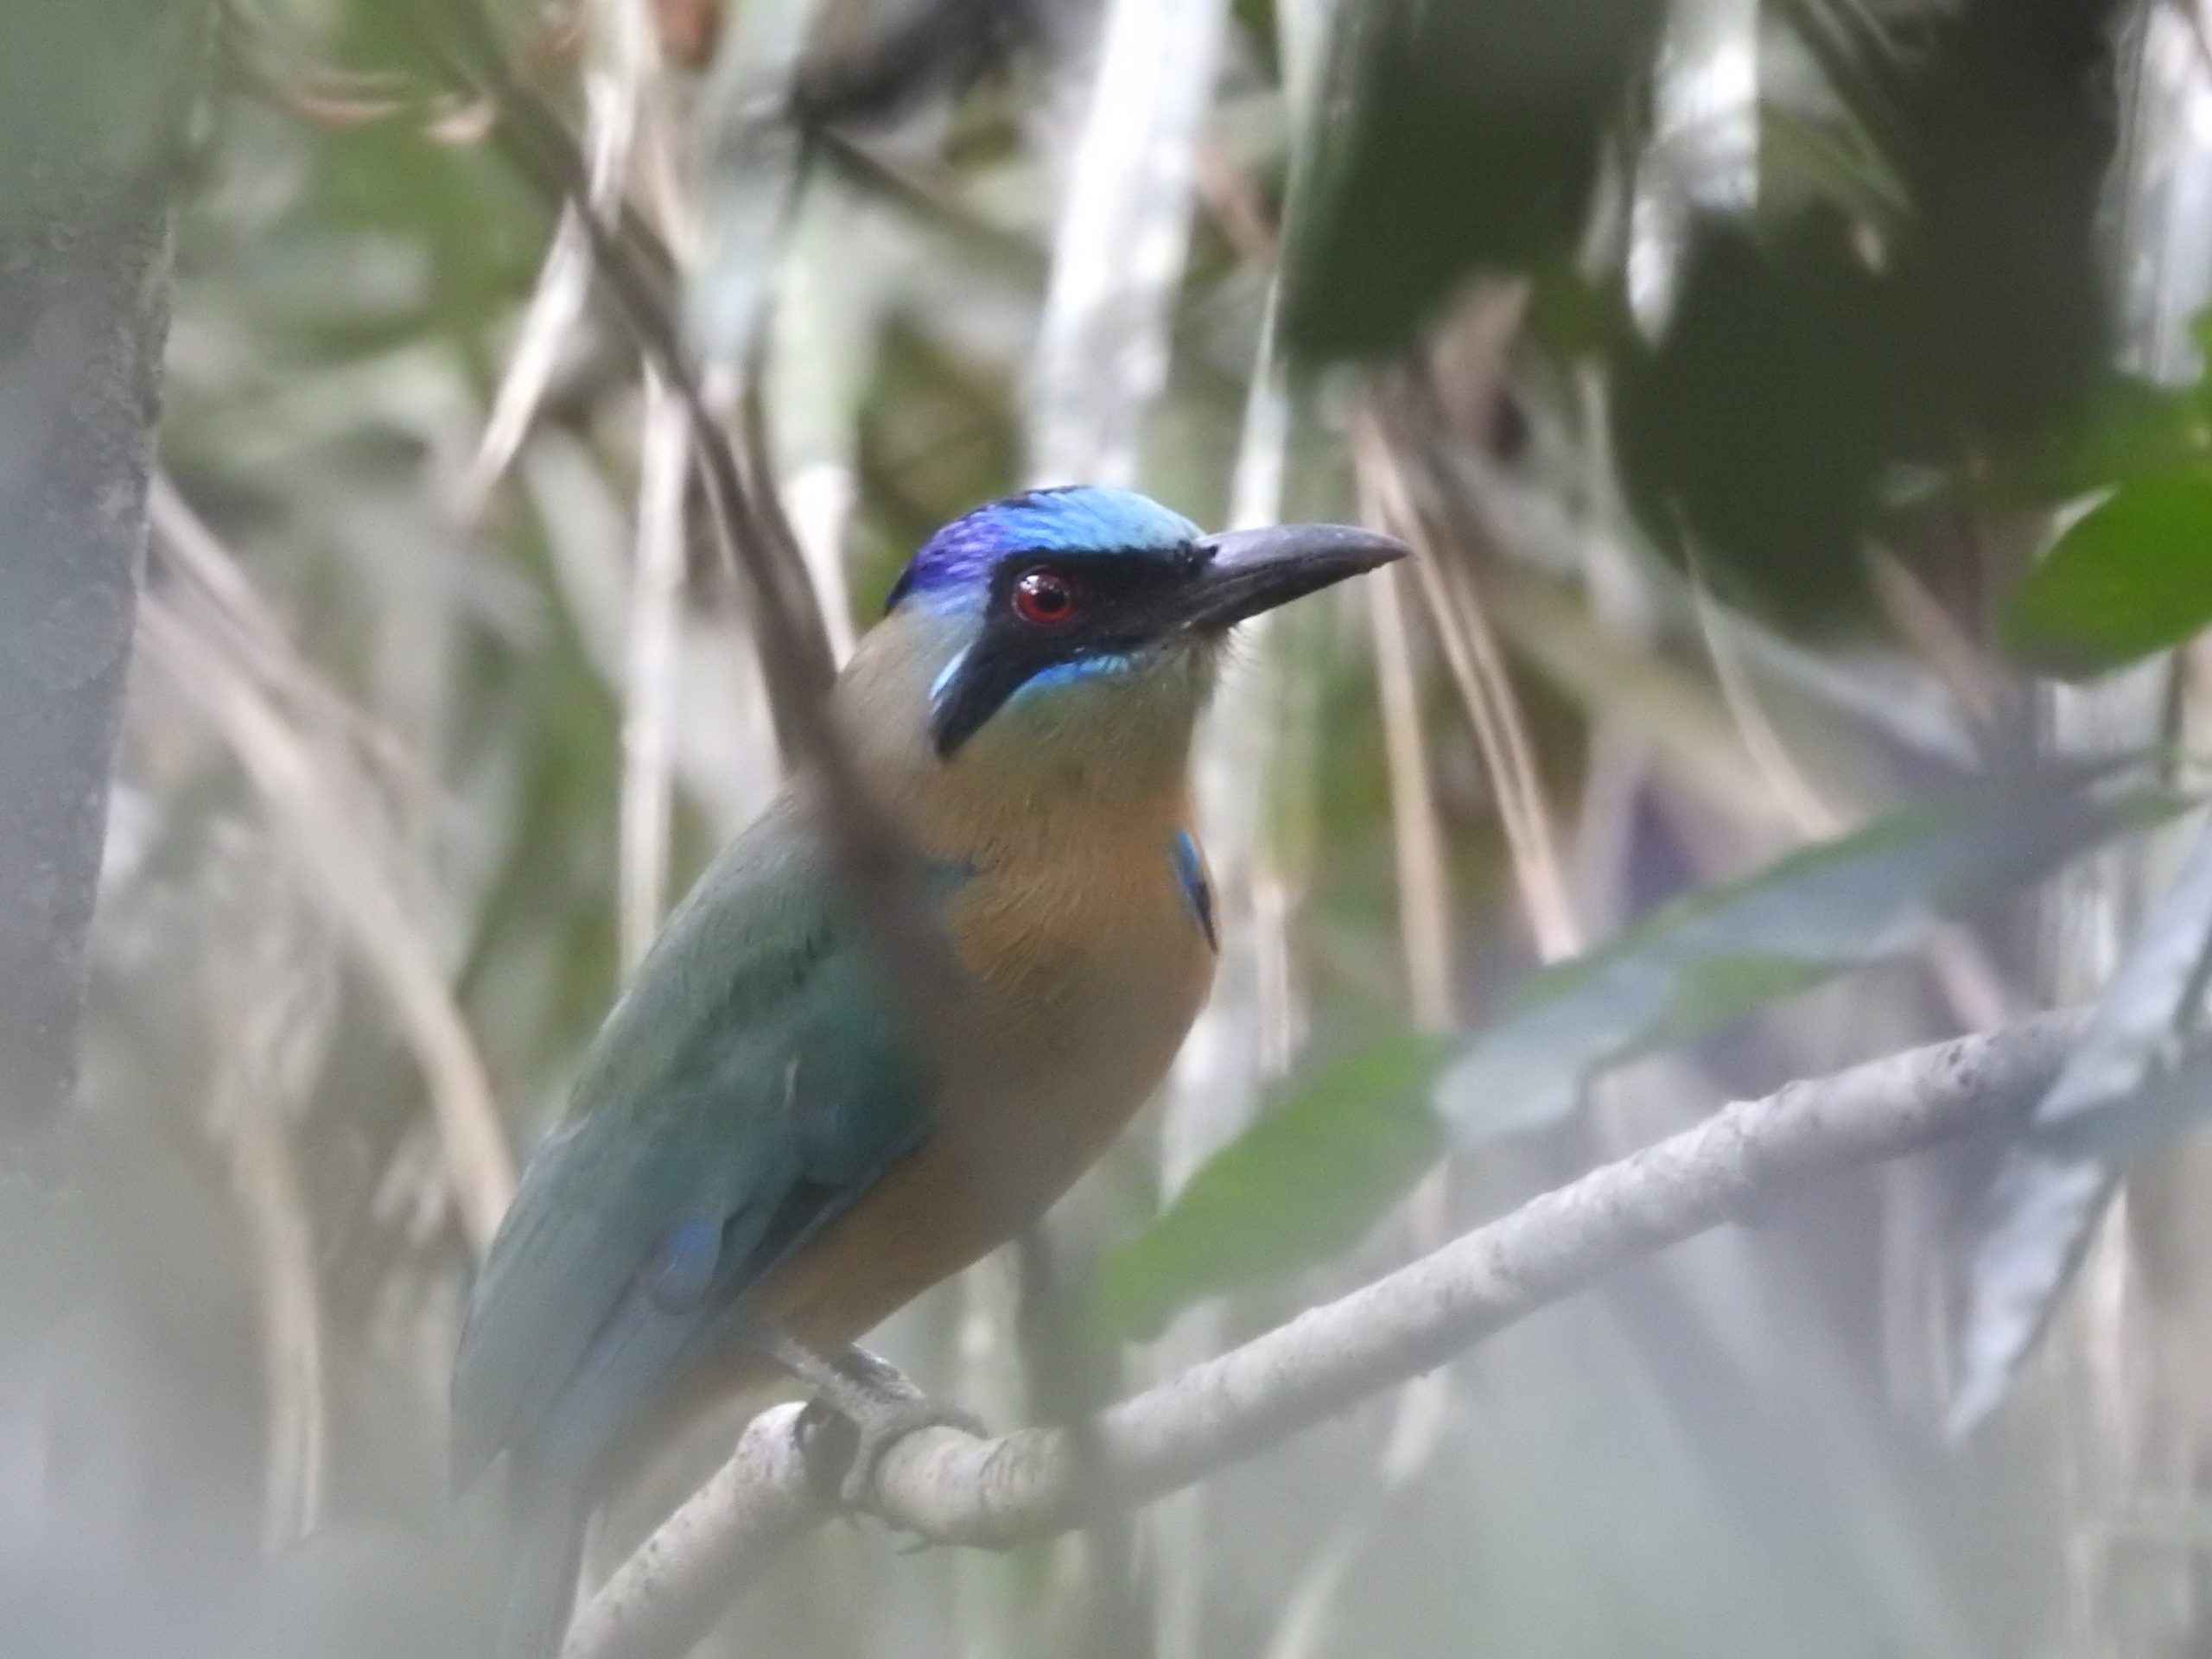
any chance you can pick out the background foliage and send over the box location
[20,0,2212,1656]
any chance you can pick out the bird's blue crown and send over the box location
[887,486,1202,613]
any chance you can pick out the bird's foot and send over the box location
[823,1389,987,1510]
[772,1337,984,1508]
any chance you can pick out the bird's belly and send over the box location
[759,874,1214,1349]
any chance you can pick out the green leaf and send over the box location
[1090,1033,1452,1341]
[1524,261,1626,361]
[2003,469,2212,678]
[1972,376,2212,508]
[2190,309,2212,388]
[1953,813,2212,1432]
[1281,0,1665,360]
[1438,763,2182,1140]
[1093,765,2178,1344]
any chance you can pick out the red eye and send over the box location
[1013,568,1077,625]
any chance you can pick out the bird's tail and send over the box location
[495,1469,589,1659]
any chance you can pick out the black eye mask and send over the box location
[927,545,1208,758]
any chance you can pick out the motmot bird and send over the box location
[452,486,1405,1659]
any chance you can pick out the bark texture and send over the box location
[0,0,204,1147]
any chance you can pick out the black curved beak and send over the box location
[1179,523,1410,633]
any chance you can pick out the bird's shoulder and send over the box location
[573,792,846,1110]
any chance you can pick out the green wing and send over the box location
[452,796,930,1484]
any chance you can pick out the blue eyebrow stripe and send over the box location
[888,486,1204,611]
[1171,829,1217,953]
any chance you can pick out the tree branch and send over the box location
[565,1010,2084,1659]
[0,0,208,1153]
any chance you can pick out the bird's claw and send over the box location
[785,1342,984,1509]
[825,1391,986,1508]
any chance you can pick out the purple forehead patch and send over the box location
[887,486,1203,612]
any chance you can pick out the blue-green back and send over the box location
[452,795,929,1484]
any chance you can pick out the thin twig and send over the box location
[1363,563,1456,1029]
[216,872,334,1549]
[1356,411,1582,962]
[145,487,517,1251]
[619,372,691,974]
[566,1011,2086,1659]
[1687,558,1845,839]
[462,0,652,515]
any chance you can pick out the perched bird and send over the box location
[452,486,1404,1659]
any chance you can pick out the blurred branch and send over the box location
[231,1093,325,1547]
[213,862,337,1550]
[1363,564,1458,1027]
[810,128,1047,279]
[426,0,841,729]
[0,0,208,1153]
[1357,407,1583,960]
[145,480,518,1251]
[1484,563,1812,843]
[1688,562,1847,838]
[791,0,1045,128]
[567,1010,2088,1659]
[619,374,691,972]
[462,0,655,515]
[1026,0,1232,486]
[429,0,996,1127]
